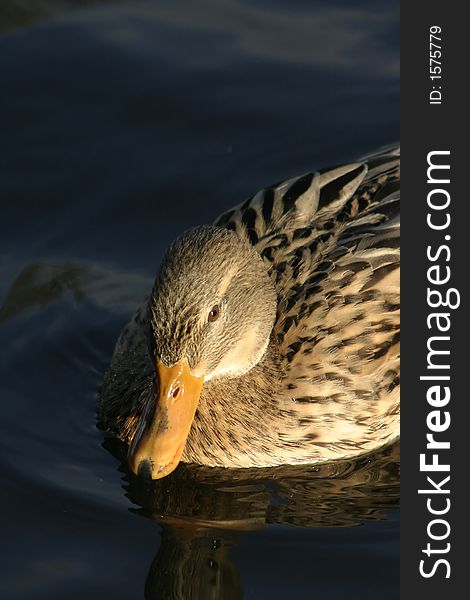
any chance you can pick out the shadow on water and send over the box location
[0,0,128,32]
[105,438,399,599]
[0,263,87,324]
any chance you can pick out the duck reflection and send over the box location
[104,439,399,599]
[145,526,242,600]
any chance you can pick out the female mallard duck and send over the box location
[98,147,400,479]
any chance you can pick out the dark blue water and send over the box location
[0,1,399,598]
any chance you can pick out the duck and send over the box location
[98,146,400,480]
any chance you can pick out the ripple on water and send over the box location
[0,259,152,510]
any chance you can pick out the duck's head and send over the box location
[129,225,277,479]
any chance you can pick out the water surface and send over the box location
[0,1,399,598]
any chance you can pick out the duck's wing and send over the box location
[274,148,400,458]
[213,147,399,254]
[215,147,400,459]
[270,148,400,304]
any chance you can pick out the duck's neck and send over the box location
[182,337,285,468]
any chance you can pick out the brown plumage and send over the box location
[98,146,400,478]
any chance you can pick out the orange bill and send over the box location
[128,360,203,479]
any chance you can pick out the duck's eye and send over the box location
[208,305,221,322]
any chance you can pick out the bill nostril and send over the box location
[172,386,180,399]
[137,458,153,478]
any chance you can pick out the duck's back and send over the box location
[214,147,399,267]
[214,147,400,459]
